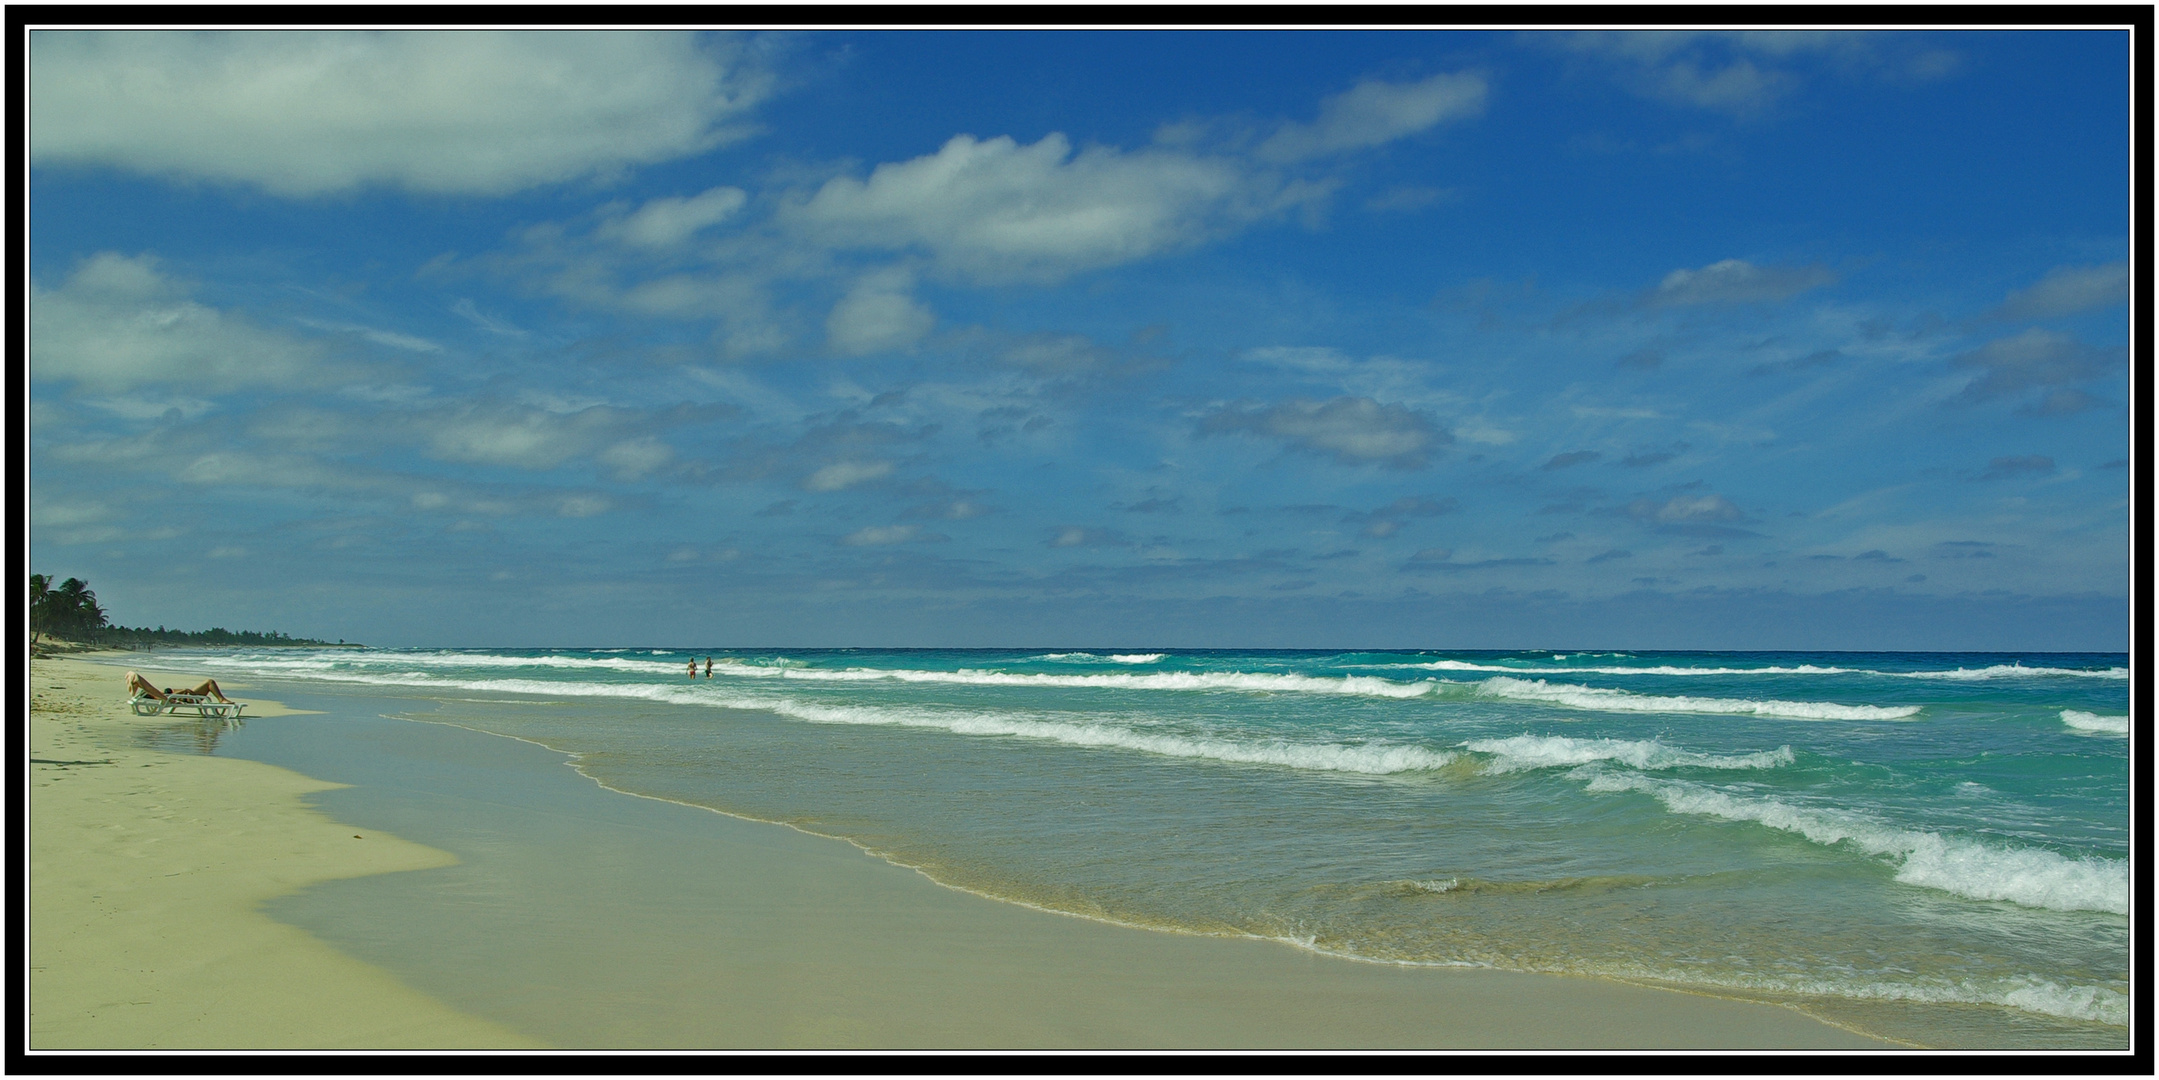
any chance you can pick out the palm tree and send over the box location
[31,575,106,641]
[29,574,49,647]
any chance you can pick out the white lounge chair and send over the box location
[129,691,246,721]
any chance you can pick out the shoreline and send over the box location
[182,670,1899,1050]
[34,651,1914,1051]
[27,656,541,1049]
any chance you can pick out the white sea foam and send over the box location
[1386,660,1861,677]
[1474,676,1921,721]
[2061,710,2130,736]
[199,650,685,676]
[1899,664,2128,681]
[1466,735,1794,774]
[1610,966,2127,1026]
[214,666,1455,776]
[706,662,1451,698]
[1581,771,2127,914]
[1378,659,2126,680]
[754,696,1458,775]
[197,652,1925,722]
[1030,652,1166,664]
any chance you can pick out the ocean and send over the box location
[170,646,2130,1047]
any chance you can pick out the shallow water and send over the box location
[184,646,2131,1047]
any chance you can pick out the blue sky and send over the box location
[27,29,2132,649]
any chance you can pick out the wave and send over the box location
[1030,652,1166,664]
[1474,676,1921,721]
[199,650,687,676]
[199,652,1924,722]
[215,667,1456,777]
[1465,734,1795,774]
[753,697,1457,775]
[1900,664,2128,681]
[1378,660,2127,680]
[704,662,1454,698]
[2061,710,2129,736]
[1581,771,2127,915]
[699,664,1920,721]
[1384,660,1861,677]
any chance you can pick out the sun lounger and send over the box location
[129,691,246,721]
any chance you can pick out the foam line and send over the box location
[1581,771,2127,914]
[1465,734,1795,773]
[1473,676,1921,720]
[203,667,1456,776]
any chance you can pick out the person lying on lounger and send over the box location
[126,670,234,703]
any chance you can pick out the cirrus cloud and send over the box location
[1651,259,1835,306]
[1257,72,1487,163]
[1988,261,2128,321]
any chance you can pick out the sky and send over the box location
[25,28,2134,650]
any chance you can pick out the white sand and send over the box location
[28,656,542,1049]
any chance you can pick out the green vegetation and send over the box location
[30,573,347,651]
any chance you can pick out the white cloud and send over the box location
[1627,494,1744,523]
[598,437,674,480]
[32,500,112,529]
[1556,31,1954,115]
[1047,526,1130,548]
[1258,72,1486,163]
[826,269,935,356]
[425,406,630,470]
[1992,261,2128,321]
[31,31,772,196]
[1201,397,1447,469]
[31,252,322,392]
[295,318,443,353]
[803,459,894,492]
[556,494,612,518]
[787,132,1316,282]
[1950,328,2121,413]
[842,524,937,546]
[1652,259,1834,306]
[600,186,749,248]
[83,395,217,421]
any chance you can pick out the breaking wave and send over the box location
[2061,710,2129,736]
[1465,734,1795,774]
[1581,771,2127,914]
[1473,676,1922,720]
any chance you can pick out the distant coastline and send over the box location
[30,635,365,658]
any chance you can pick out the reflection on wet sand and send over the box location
[138,716,243,756]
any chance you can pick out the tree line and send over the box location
[30,573,342,647]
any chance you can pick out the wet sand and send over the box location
[27,656,539,1049]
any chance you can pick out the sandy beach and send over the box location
[25,653,1908,1052]
[27,656,540,1049]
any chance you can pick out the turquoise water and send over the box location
[182,646,2130,1047]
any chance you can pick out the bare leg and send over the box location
[183,678,232,703]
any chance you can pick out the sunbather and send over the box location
[126,670,233,703]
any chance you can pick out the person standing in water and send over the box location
[703,657,713,678]
[687,658,697,678]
